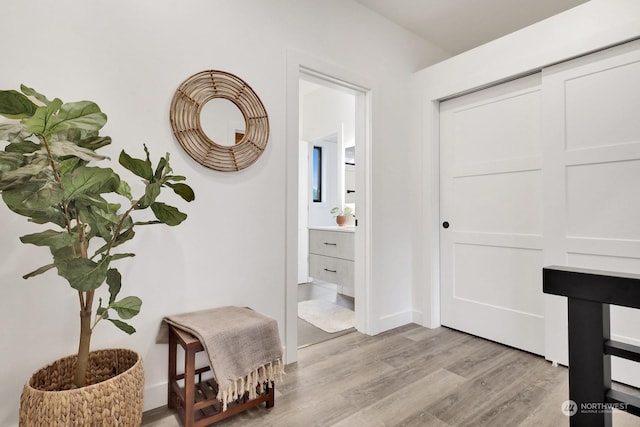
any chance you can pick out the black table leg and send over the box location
[567,298,612,427]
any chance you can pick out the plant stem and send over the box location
[39,135,61,182]
[104,202,137,256]
[41,137,94,387]
[75,291,93,388]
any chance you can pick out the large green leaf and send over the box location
[20,229,76,250]
[0,123,31,144]
[61,166,120,200]
[20,84,51,106]
[23,263,55,279]
[57,157,81,177]
[23,99,63,135]
[119,149,152,180]
[0,151,25,173]
[77,135,111,150]
[23,99,106,138]
[51,244,80,262]
[25,210,68,226]
[50,128,100,146]
[108,319,136,334]
[150,202,187,226]
[42,140,107,162]
[106,268,121,304]
[46,101,107,136]
[55,255,111,291]
[74,193,120,219]
[111,296,141,320]
[0,90,38,119]
[112,228,136,248]
[6,181,63,210]
[5,139,40,154]
[2,182,65,225]
[116,179,132,200]
[138,181,161,208]
[0,159,51,190]
[165,182,195,202]
[110,253,135,261]
[76,205,115,241]
[154,156,168,180]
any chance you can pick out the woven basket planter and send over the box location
[19,348,144,427]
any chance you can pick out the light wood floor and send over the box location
[142,323,639,427]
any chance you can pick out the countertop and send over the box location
[308,225,355,233]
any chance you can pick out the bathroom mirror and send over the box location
[170,70,269,172]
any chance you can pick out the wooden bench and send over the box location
[167,325,275,426]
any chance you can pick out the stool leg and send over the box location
[266,381,275,408]
[184,344,196,426]
[168,328,177,409]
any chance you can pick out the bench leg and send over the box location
[168,328,177,409]
[266,381,275,408]
[184,344,196,426]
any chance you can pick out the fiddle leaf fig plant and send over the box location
[0,85,195,388]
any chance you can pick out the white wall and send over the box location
[0,0,448,424]
[412,0,640,328]
[301,85,356,146]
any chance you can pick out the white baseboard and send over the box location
[411,309,423,325]
[373,309,413,335]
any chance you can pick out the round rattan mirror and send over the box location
[170,70,269,172]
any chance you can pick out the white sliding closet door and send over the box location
[543,39,640,387]
[440,74,545,355]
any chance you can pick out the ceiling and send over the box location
[354,0,590,55]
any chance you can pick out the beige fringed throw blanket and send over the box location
[158,306,284,411]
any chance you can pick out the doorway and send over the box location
[297,77,357,348]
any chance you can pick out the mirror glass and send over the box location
[200,98,246,146]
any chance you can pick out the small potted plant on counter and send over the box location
[330,206,353,226]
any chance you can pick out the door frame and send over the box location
[285,49,373,363]
[415,3,640,330]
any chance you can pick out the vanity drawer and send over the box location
[309,230,354,260]
[309,254,354,289]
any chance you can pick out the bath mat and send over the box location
[297,299,355,333]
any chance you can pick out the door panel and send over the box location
[564,58,640,150]
[453,170,542,235]
[440,74,545,355]
[543,39,640,387]
[453,244,543,316]
[566,160,640,240]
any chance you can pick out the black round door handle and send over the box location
[442,221,450,229]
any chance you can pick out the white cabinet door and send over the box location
[440,74,545,355]
[309,229,354,261]
[543,39,640,386]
